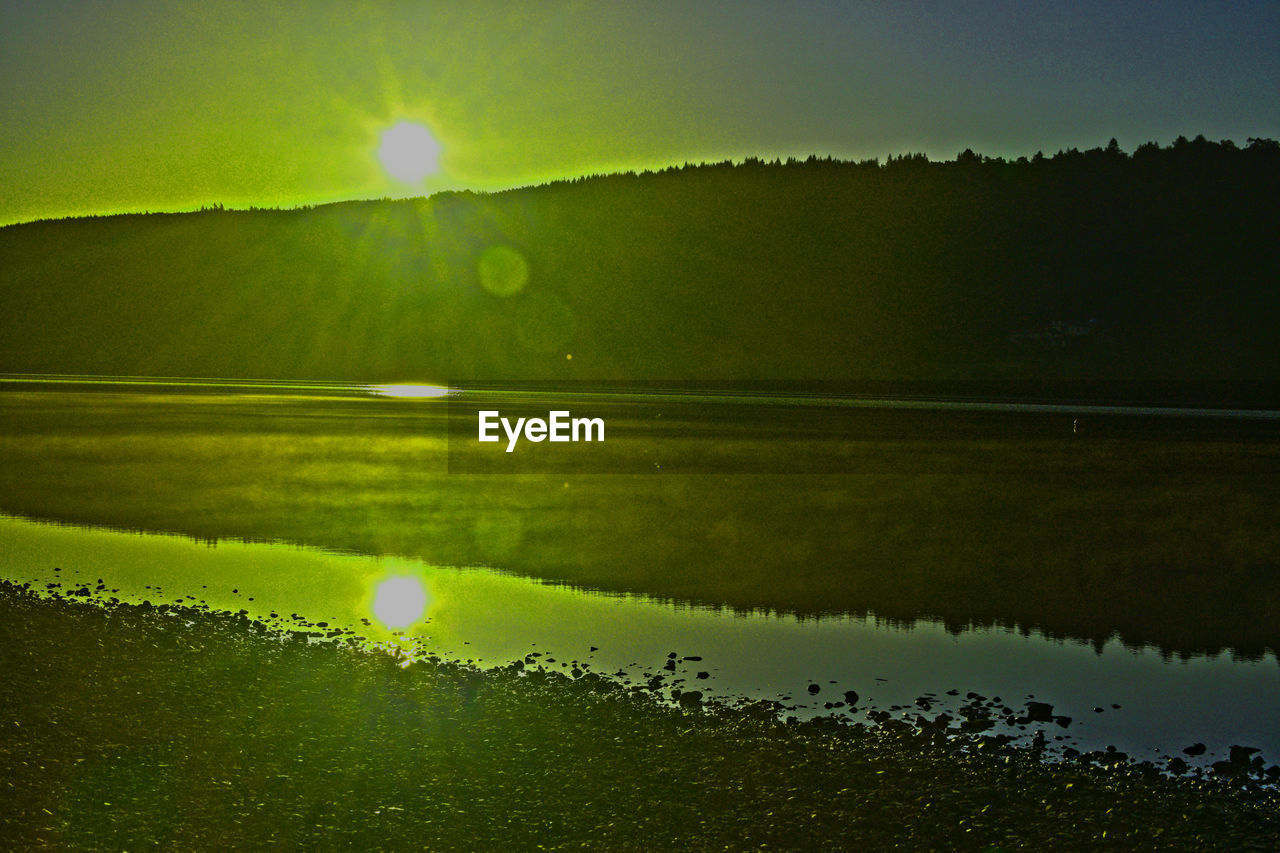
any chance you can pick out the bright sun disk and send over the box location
[377,121,441,183]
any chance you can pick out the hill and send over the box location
[2,136,1278,385]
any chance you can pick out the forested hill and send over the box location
[2,136,1278,385]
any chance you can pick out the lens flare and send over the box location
[477,244,529,296]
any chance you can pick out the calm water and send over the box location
[2,378,1277,774]
[2,514,1276,770]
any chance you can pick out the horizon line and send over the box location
[5,133,1275,230]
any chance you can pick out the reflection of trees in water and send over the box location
[2,391,1277,662]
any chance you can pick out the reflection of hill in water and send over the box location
[2,138,1278,383]
[2,388,1277,663]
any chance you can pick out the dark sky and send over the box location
[2,0,1277,224]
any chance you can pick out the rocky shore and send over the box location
[2,580,1277,850]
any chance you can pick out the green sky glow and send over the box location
[2,0,1277,225]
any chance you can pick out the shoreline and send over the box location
[4,512,1277,775]
[2,580,1277,850]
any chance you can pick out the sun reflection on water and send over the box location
[372,575,430,628]
[368,384,453,398]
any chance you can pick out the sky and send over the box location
[2,0,1278,226]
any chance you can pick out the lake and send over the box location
[1,376,1277,773]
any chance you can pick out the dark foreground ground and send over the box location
[1,582,1276,851]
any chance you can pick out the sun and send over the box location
[377,121,441,183]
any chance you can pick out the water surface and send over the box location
[3,514,1275,770]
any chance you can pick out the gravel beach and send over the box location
[2,581,1277,851]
